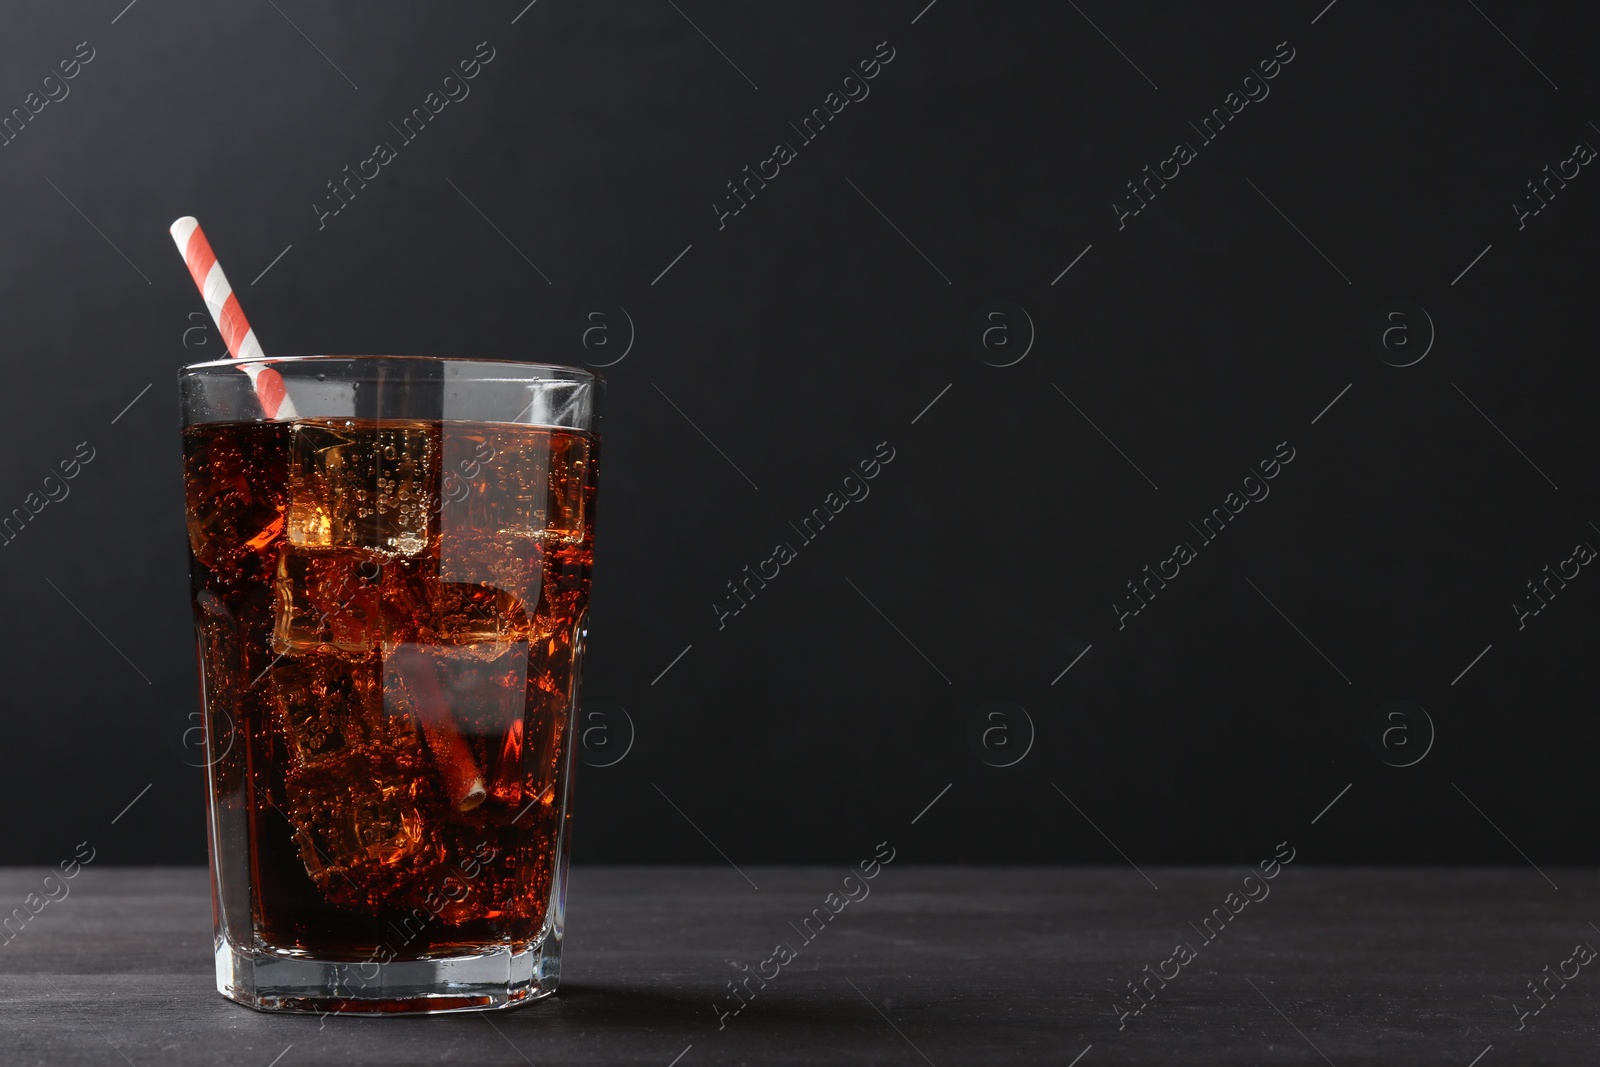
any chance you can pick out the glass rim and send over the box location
[179,354,602,383]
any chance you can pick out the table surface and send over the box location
[1,866,1595,1065]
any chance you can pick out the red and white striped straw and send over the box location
[169,216,296,419]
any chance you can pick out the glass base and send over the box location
[214,934,562,1015]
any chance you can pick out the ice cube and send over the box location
[439,531,543,625]
[284,752,447,902]
[379,556,531,660]
[287,420,436,557]
[437,426,547,540]
[437,426,589,548]
[271,651,442,902]
[269,655,421,772]
[430,579,528,650]
[272,547,383,656]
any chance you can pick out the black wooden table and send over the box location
[1,867,1594,1065]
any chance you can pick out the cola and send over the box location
[184,417,595,961]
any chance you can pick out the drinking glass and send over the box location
[179,356,600,1014]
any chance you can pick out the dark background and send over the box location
[0,0,1593,869]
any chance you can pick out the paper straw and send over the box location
[169,217,296,419]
